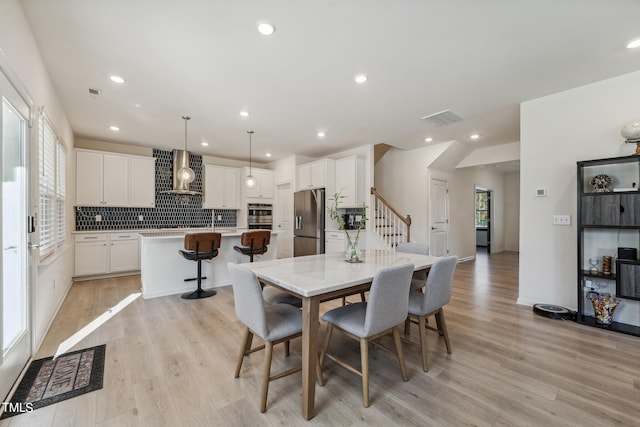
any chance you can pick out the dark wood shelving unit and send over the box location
[577,155,640,337]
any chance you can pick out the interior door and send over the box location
[0,69,32,401]
[429,178,449,257]
[276,182,293,258]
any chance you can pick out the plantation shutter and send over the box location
[39,115,56,259]
[56,141,66,246]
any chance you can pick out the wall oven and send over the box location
[247,203,273,230]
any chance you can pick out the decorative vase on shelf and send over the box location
[328,190,368,263]
[590,293,619,325]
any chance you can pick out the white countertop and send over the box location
[140,228,277,239]
[72,227,262,237]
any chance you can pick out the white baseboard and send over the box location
[33,278,74,353]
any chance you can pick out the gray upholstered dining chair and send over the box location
[318,263,414,407]
[228,263,303,413]
[396,242,430,291]
[404,255,457,372]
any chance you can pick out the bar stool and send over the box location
[234,230,301,307]
[233,230,270,262]
[179,232,222,299]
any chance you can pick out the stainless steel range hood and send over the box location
[161,149,201,195]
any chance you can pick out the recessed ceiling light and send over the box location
[257,22,276,36]
[354,74,368,84]
[134,103,141,108]
[109,126,120,131]
[470,134,480,140]
[425,137,433,142]
[201,141,209,147]
[110,75,125,84]
[317,131,326,138]
[266,153,272,157]
[240,111,249,117]
[627,38,640,49]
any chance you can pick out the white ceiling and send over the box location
[19,0,640,163]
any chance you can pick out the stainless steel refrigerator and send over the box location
[294,188,325,257]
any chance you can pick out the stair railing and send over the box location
[370,187,411,247]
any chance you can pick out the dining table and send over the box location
[238,248,440,420]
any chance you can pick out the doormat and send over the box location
[1,344,105,419]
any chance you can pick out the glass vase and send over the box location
[590,294,619,325]
[345,239,361,263]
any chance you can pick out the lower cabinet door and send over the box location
[110,240,140,272]
[75,242,109,276]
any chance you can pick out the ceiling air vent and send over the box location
[88,88,102,100]
[420,109,463,126]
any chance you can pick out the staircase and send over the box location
[370,187,411,248]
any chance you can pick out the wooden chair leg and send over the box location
[418,314,429,372]
[404,317,411,336]
[316,357,325,387]
[360,338,370,407]
[435,308,452,354]
[360,291,366,302]
[235,328,253,378]
[260,342,274,413]
[392,327,408,381]
[319,324,333,370]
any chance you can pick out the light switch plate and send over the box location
[552,215,571,225]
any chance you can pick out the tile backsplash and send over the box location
[75,149,237,230]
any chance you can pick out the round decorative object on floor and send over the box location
[533,304,574,320]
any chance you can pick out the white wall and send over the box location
[519,70,640,327]
[375,143,511,259]
[0,0,75,348]
[504,172,520,251]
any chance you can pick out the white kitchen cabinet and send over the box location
[76,151,130,206]
[336,155,365,207]
[76,149,156,207]
[76,150,104,206]
[74,234,109,276]
[244,168,274,199]
[103,154,129,206]
[204,165,240,208]
[297,159,335,191]
[109,232,140,272]
[74,232,140,277]
[325,230,346,254]
[129,156,156,207]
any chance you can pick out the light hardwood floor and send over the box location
[2,251,639,426]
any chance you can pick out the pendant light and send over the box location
[177,115,195,184]
[245,130,257,188]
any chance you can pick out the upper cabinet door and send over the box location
[336,156,364,207]
[297,159,335,191]
[76,150,104,206]
[103,154,129,206]
[223,167,240,208]
[246,168,274,199]
[298,164,312,190]
[204,165,225,208]
[204,165,241,208]
[129,156,156,207]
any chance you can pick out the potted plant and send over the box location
[328,191,368,262]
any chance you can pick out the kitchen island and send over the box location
[139,229,279,299]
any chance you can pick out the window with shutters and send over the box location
[38,113,66,260]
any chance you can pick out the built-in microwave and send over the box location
[247,203,273,230]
